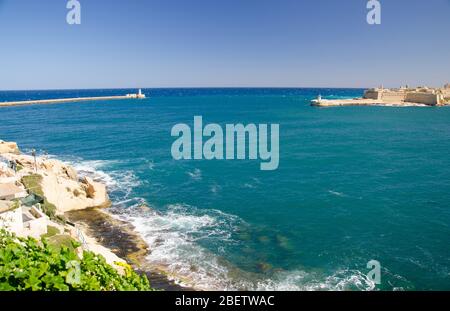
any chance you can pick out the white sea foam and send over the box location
[328,190,346,197]
[253,269,376,291]
[62,157,141,200]
[187,168,202,180]
[328,190,363,200]
[147,161,155,171]
[112,203,243,290]
[210,184,221,194]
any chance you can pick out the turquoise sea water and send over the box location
[1,88,449,290]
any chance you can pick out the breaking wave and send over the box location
[61,157,142,201]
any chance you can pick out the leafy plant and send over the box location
[0,229,152,291]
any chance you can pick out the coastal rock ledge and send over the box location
[0,140,20,155]
[0,140,110,214]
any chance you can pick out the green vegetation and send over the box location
[47,235,77,252]
[0,229,152,291]
[41,225,60,239]
[20,174,57,218]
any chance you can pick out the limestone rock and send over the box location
[3,152,110,213]
[0,141,20,154]
[8,154,35,170]
[40,173,110,213]
[40,159,78,181]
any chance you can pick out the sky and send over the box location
[0,0,449,90]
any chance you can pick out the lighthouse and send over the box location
[137,88,146,99]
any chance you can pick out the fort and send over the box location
[312,84,450,107]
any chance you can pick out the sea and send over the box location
[1,88,449,290]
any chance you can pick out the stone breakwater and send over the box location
[311,98,430,107]
[0,93,146,108]
[0,139,185,289]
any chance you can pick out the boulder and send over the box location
[41,173,110,213]
[0,141,20,155]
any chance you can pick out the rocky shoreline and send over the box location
[0,139,190,291]
[65,207,190,291]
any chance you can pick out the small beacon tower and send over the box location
[137,88,146,99]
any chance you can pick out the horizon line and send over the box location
[0,86,372,92]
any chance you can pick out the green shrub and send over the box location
[46,235,76,252]
[40,225,60,239]
[0,229,152,291]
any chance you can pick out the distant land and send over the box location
[312,84,450,107]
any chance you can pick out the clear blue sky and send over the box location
[0,0,449,90]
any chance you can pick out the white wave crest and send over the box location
[112,204,244,290]
[63,158,141,200]
[187,168,202,180]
